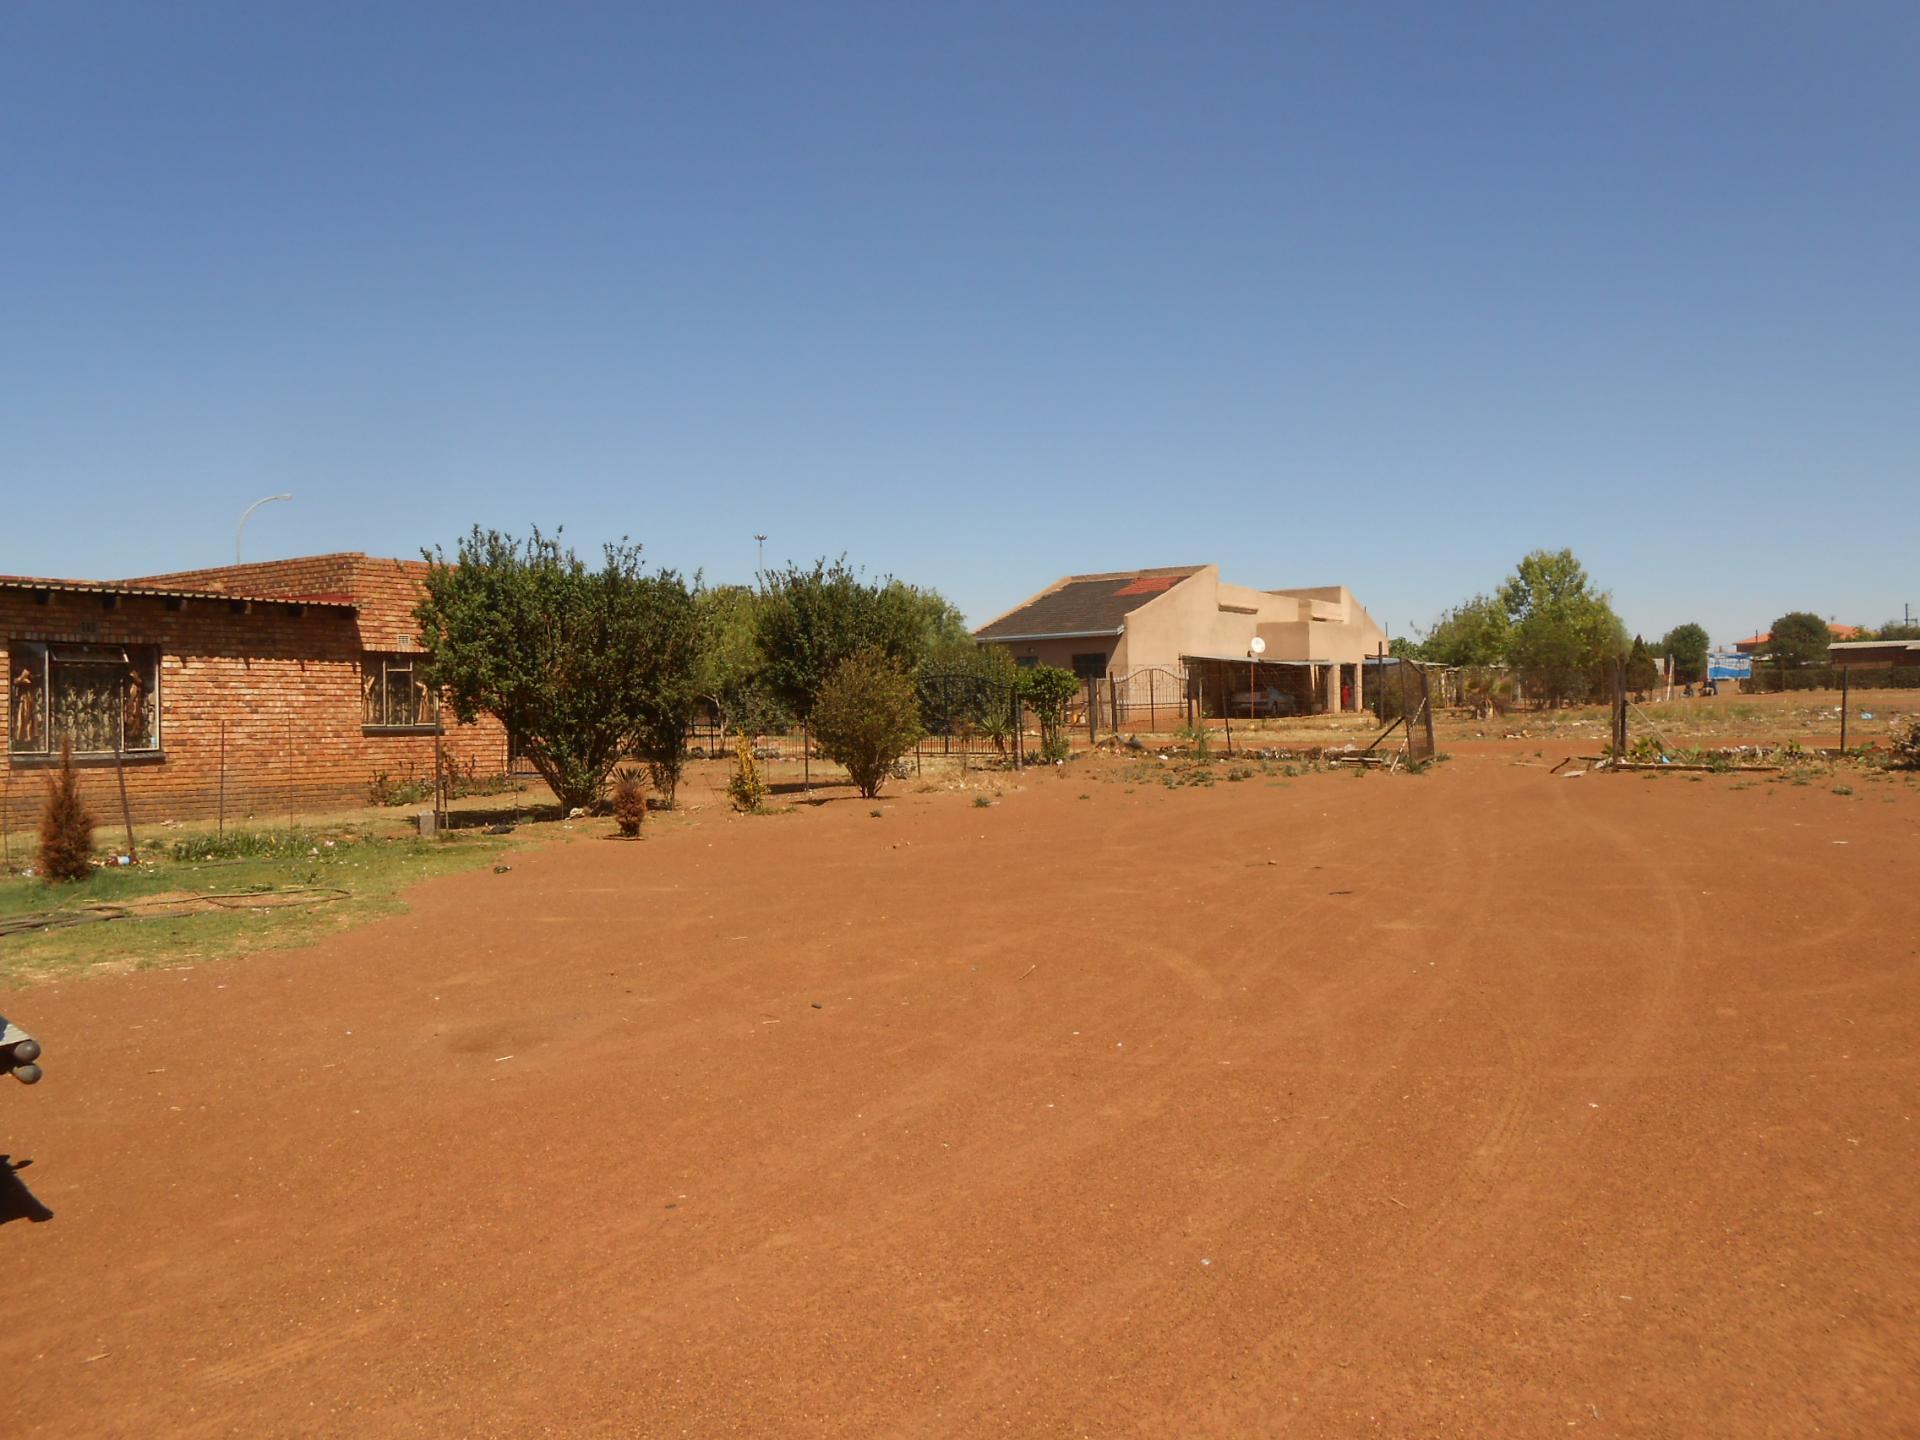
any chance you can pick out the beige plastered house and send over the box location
[973,564,1388,716]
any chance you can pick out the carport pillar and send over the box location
[1351,659,1364,715]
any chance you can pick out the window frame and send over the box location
[8,640,163,760]
[360,652,442,734]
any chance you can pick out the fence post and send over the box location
[1011,682,1022,771]
[1840,667,1850,751]
[217,718,226,836]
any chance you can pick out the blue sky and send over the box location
[3,2,1915,645]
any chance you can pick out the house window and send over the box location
[9,642,161,757]
[362,653,438,730]
[1015,656,1039,669]
[1070,653,1107,681]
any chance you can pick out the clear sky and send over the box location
[4,2,1915,645]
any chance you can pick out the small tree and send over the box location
[727,732,768,812]
[1018,664,1080,762]
[1497,549,1627,705]
[694,584,788,740]
[38,741,95,883]
[810,648,924,798]
[627,572,705,809]
[1769,612,1831,672]
[1659,623,1710,685]
[611,768,647,837]
[1625,636,1660,698]
[1421,595,1512,667]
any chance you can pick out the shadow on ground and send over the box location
[0,1157,53,1225]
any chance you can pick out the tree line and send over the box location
[1396,548,1715,704]
[412,527,1079,810]
[1399,548,1907,702]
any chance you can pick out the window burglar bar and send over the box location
[8,641,161,756]
[361,653,440,730]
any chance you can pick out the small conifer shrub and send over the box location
[38,742,96,883]
[727,733,768,813]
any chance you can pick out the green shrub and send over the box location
[811,648,925,799]
[1175,723,1213,763]
[727,732,768,812]
[1018,665,1079,762]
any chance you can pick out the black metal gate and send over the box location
[915,671,1021,766]
[1108,667,1192,732]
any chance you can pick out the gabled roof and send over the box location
[973,566,1205,641]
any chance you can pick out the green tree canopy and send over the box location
[693,584,788,738]
[1497,549,1627,704]
[1768,611,1831,669]
[414,527,701,813]
[1421,595,1512,667]
[754,558,955,721]
[625,571,705,807]
[1659,622,1710,684]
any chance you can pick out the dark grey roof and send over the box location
[974,567,1203,641]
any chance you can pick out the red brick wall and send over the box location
[2,582,508,838]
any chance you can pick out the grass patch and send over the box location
[0,827,527,984]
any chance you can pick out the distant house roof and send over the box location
[1735,622,1861,653]
[973,566,1205,641]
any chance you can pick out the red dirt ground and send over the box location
[6,748,1920,1436]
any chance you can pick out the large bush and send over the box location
[810,648,925,798]
[414,527,703,814]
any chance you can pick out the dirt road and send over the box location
[6,752,1919,1436]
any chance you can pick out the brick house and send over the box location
[3,554,508,836]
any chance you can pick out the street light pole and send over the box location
[236,493,294,563]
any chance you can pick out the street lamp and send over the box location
[236,493,294,563]
[1248,636,1265,722]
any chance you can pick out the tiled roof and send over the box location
[0,574,357,609]
[974,566,1203,640]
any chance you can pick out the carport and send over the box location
[1183,654,1334,719]
[1829,639,1920,748]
